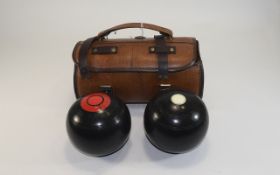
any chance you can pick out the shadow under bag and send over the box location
[72,23,204,103]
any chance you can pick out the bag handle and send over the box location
[78,23,173,77]
[96,23,173,39]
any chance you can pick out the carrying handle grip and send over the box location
[97,23,173,39]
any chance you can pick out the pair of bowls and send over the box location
[66,90,209,157]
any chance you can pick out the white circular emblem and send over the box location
[171,93,187,105]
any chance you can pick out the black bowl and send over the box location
[66,92,131,157]
[144,90,209,154]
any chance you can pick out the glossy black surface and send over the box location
[144,90,209,154]
[66,94,131,157]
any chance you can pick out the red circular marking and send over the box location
[80,93,111,112]
[87,96,103,106]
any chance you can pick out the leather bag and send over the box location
[72,23,204,103]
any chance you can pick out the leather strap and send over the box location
[79,37,97,77]
[92,46,118,54]
[97,23,173,39]
[154,35,168,79]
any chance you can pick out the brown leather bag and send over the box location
[72,23,204,103]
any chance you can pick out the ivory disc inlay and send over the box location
[171,93,187,105]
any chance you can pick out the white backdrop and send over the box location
[0,0,280,174]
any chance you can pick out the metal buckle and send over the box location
[99,85,113,94]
